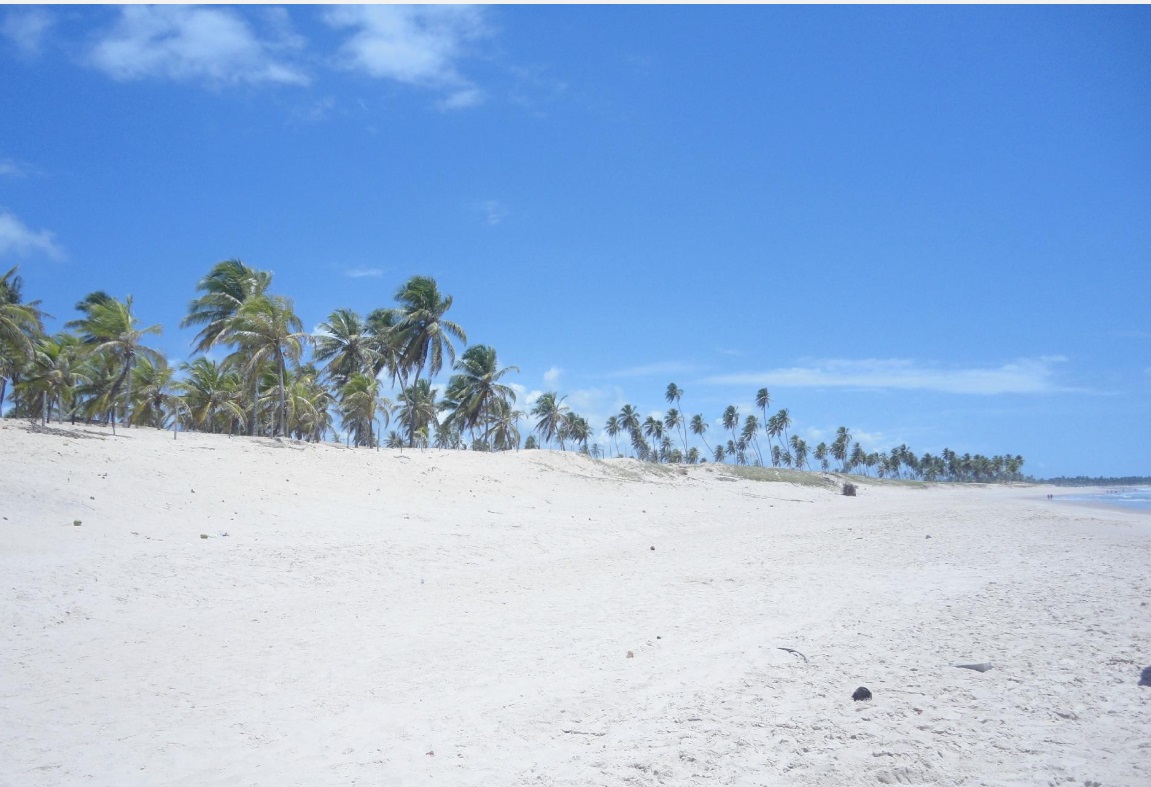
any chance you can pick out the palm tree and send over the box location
[755,387,771,424]
[664,408,686,455]
[18,333,87,424]
[177,357,246,433]
[396,379,439,447]
[665,383,688,451]
[128,355,179,428]
[775,408,792,449]
[832,427,851,471]
[604,415,621,457]
[690,413,712,454]
[618,404,641,457]
[790,435,809,471]
[73,295,162,429]
[0,266,48,416]
[742,414,762,465]
[227,294,310,437]
[813,442,830,472]
[440,344,518,448]
[532,391,569,449]
[722,405,739,459]
[181,259,271,353]
[643,415,664,461]
[392,275,467,392]
[563,412,591,453]
[314,308,381,388]
[486,397,523,451]
[713,444,726,463]
[340,372,390,447]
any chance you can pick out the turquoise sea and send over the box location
[1056,488,1151,512]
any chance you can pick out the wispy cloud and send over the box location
[324,5,487,108]
[0,158,33,178]
[477,199,508,226]
[344,267,384,279]
[89,6,308,86]
[2,7,53,56]
[606,360,700,379]
[0,211,64,260]
[703,357,1078,395]
[543,366,562,387]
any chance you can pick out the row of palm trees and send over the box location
[0,262,1026,482]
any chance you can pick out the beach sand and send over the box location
[2,422,1148,786]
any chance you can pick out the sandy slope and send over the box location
[1,422,1148,787]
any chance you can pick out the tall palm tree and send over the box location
[604,415,621,457]
[73,295,162,429]
[690,413,712,454]
[722,405,739,460]
[790,434,809,471]
[775,408,792,449]
[314,308,381,388]
[742,414,762,465]
[755,387,771,425]
[664,408,686,455]
[665,383,688,450]
[832,427,851,471]
[618,404,642,457]
[486,397,523,451]
[392,275,467,391]
[440,344,518,447]
[563,412,591,454]
[532,391,569,449]
[227,294,310,437]
[181,259,272,353]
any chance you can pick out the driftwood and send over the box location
[954,662,994,673]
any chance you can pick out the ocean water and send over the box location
[1056,487,1151,512]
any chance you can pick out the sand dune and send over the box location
[2,422,1148,786]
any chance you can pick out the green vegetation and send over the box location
[1040,476,1151,487]
[0,262,1030,480]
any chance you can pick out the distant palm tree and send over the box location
[73,295,162,429]
[441,344,518,448]
[392,275,467,392]
[485,397,523,451]
[396,379,439,447]
[227,294,310,437]
[690,413,712,454]
[532,391,569,449]
[178,357,245,433]
[18,333,86,424]
[713,443,726,463]
[742,414,762,465]
[665,383,688,450]
[813,441,830,472]
[618,404,641,456]
[664,408,686,455]
[340,372,390,447]
[563,412,591,453]
[604,415,621,457]
[0,266,48,415]
[643,416,665,461]
[775,408,792,449]
[832,427,851,471]
[181,259,271,353]
[314,308,380,388]
[128,355,179,428]
[790,435,809,471]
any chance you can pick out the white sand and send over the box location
[2,422,1149,786]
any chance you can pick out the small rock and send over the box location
[626,651,635,659]
[650,546,655,551]
[852,686,872,701]
[200,534,209,539]
[73,520,82,526]
[926,535,932,539]
[1139,666,1151,687]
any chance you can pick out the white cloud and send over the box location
[345,267,384,278]
[703,357,1076,395]
[606,360,700,379]
[325,5,486,107]
[89,6,308,86]
[0,211,64,260]
[543,366,562,387]
[2,7,53,56]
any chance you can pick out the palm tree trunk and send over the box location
[278,355,287,438]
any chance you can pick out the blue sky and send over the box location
[2,5,1148,477]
